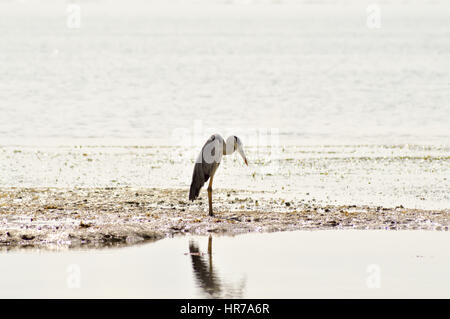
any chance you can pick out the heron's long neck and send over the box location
[223,141,235,155]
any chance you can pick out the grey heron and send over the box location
[189,134,248,216]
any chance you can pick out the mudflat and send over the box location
[0,188,448,251]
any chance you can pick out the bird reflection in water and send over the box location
[188,236,246,298]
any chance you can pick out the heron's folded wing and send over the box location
[189,135,221,201]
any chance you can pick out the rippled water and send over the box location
[0,0,449,145]
[1,231,449,298]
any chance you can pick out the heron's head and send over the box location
[227,135,248,166]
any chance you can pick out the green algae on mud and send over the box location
[0,187,448,251]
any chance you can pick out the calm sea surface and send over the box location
[0,0,449,145]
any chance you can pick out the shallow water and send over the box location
[0,231,449,298]
[1,144,448,210]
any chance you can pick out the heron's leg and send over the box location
[207,176,214,216]
[208,235,213,271]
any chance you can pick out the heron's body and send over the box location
[189,134,223,202]
[189,134,248,216]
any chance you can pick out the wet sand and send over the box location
[0,187,448,251]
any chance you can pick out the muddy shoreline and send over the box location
[0,187,448,251]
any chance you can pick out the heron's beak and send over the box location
[237,146,248,166]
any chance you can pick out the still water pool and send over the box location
[0,230,449,298]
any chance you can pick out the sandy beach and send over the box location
[1,187,448,251]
